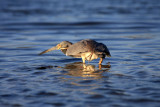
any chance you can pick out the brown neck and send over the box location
[61,49,67,55]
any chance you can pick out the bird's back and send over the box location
[66,39,111,57]
[66,39,94,57]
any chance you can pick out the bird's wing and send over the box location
[67,39,111,57]
[66,39,96,56]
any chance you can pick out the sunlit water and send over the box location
[0,0,160,107]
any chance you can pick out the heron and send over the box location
[39,39,111,65]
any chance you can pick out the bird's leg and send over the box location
[99,64,102,70]
[82,58,85,64]
[99,58,103,65]
[81,54,86,64]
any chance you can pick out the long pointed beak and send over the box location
[39,46,58,55]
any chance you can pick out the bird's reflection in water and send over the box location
[63,62,111,79]
[36,62,111,79]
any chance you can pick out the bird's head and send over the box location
[39,41,72,55]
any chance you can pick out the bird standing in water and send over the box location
[39,39,111,65]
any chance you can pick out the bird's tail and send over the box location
[107,54,111,57]
[106,51,111,57]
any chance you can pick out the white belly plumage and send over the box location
[66,52,99,61]
[81,52,99,61]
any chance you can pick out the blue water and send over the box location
[0,0,160,107]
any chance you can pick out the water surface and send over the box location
[0,0,160,107]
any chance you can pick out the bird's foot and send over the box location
[98,64,102,70]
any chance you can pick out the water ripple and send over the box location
[1,0,160,107]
